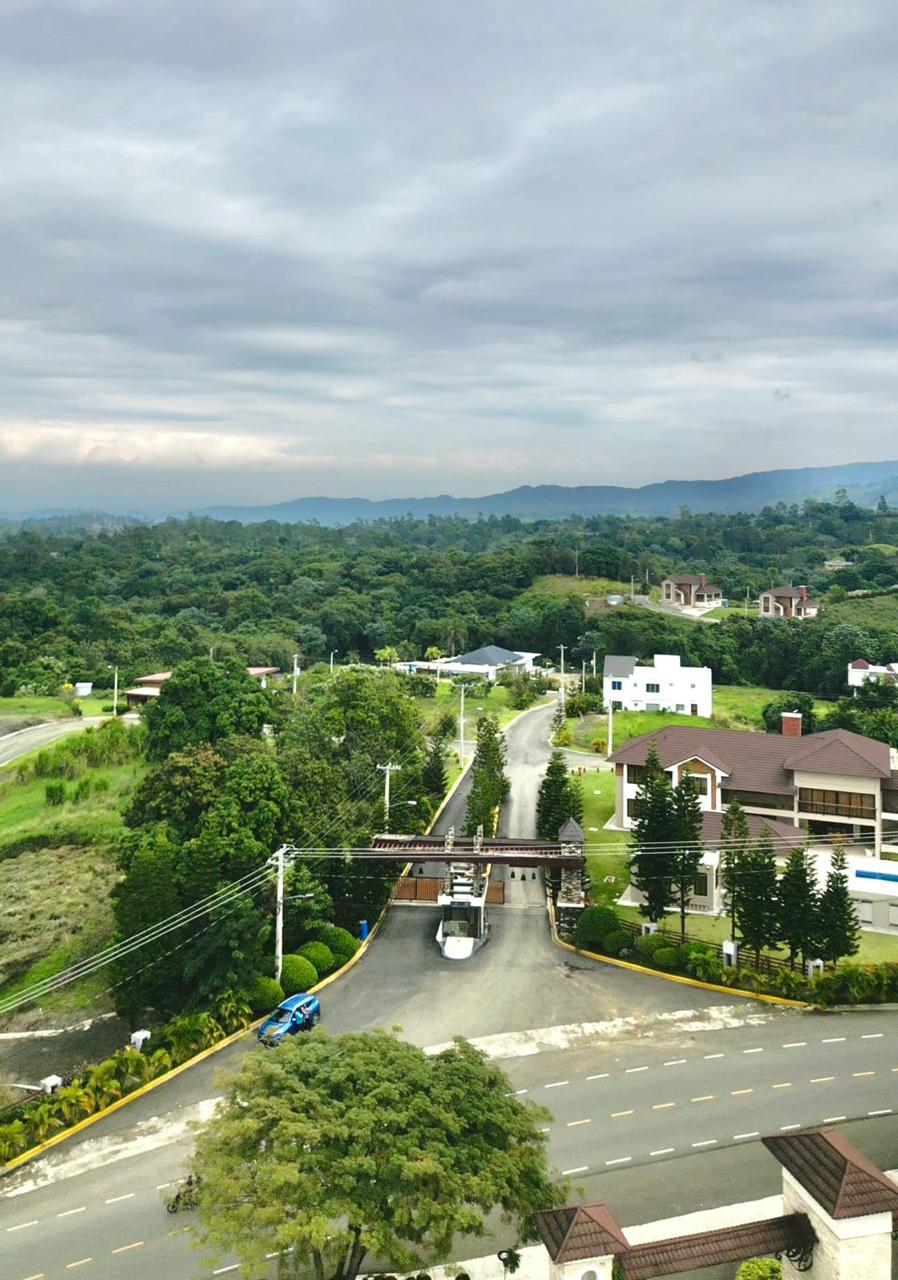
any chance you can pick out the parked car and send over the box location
[257,993,321,1045]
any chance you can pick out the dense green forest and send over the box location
[1,501,896,701]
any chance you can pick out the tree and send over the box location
[374,645,400,665]
[190,1031,562,1280]
[669,770,704,939]
[463,715,509,835]
[778,847,820,970]
[144,658,274,762]
[735,828,780,966]
[627,744,676,923]
[124,744,227,839]
[735,1260,782,1280]
[818,848,860,965]
[761,691,818,735]
[536,750,584,840]
[720,799,750,942]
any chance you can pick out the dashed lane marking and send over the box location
[156,1183,171,1190]
[704,1053,724,1060]
[106,1194,135,1204]
[692,1139,717,1148]
[562,1165,589,1175]
[823,1116,847,1123]
[21,1274,44,1280]
[734,1132,760,1140]
[66,1262,92,1271]
[664,1059,687,1067]
[772,1083,792,1090]
[611,1109,634,1118]
[853,1071,875,1078]
[545,1081,569,1089]
[57,1208,86,1218]
[111,1243,143,1255]
[6,1221,38,1232]
[731,1089,753,1096]
[652,1102,675,1110]
[822,1037,846,1043]
[212,1267,241,1276]
[587,1073,609,1080]
[783,1042,807,1048]
[650,1148,675,1156]
[625,1066,648,1074]
[862,1034,884,1040]
[567,1119,592,1127]
[810,1076,834,1084]
[743,1048,763,1055]
[605,1157,632,1166]
[691,1095,714,1103]
[780,1124,801,1131]
[869,1109,893,1116]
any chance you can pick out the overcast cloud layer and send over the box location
[2,1,898,513]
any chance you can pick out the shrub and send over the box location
[735,1260,781,1280]
[298,941,336,977]
[575,905,621,950]
[72,778,92,804]
[245,974,285,1015]
[633,933,667,958]
[44,780,66,806]
[601,929,631,956]
[689,952,727,985]
[653,946,681,970]
[314,925,359,958]
[280,954,319,993]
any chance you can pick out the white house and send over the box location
[603,653,713,718]
[847,658,898,690]
[396,645,539,683]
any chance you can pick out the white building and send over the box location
[436,862,490,959]
[397,645,540,684]
[847,658,898,690]
[603,653,713,718]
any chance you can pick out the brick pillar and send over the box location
[780,1170,892,1280]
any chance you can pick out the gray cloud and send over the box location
[2,0,898,513]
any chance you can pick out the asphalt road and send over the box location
[3,700,898,1279]
[0,718,108,769]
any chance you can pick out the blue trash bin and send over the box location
[359,920,369,941]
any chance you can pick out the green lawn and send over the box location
[826,593,898,630]
[0,691,115,730]
[578,768,629,905]
[416,681,526,734]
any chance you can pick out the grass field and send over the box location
[576,767,629,905]
[415,681,526,734]
[826,592,898,630]
[0,692,114,732]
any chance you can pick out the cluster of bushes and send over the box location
[0,994,251,1163]
[245,927,361,1013]
[20,720,145,783]
[44,776,110,807]
[572,906,898,1006]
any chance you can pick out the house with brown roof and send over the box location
[607,712,898,858]
[759,584,819,619]
[124,665,281,707]
[660,573,722,609]
[847,657,898,690]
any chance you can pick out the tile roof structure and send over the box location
[532,1204,629,1262]
[617,1214,815,1280]
[454,645,525,666]
[763,1130,898,1221]
[608,725,892,792]
[700,810,800,849]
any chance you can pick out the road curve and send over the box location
[0,717,109,769]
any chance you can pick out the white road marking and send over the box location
[156,1183,171,1190]
[772,1082,792,1090]
[545,1080,569,1089]
[587,1073,609,1080]
[611,1109,634,1118]
[625,1066,648,1074]
[862,1034,884,1040]
[513,1089,528,1095]
[562,1165,589,1175]
[810,1076,835,1084]
[605,1156,632,1166]
[112,1243,143,1254]
[691,1095,714,1102]
[57,1207,86,1218]
[780,1124,801,1131]
[652,1102,675,1110]
[822,1037,846,1043]
[105,1194,134,1204]
[731,1088,753,1096]
[743,1048,763,1054]
[567,1119,592,1127]
[783,1042,807,1048]
[664,1059,687,1067]
[734,1132,760,1140]
[66,1262,92,1271]
[869,1109,893,1116]
[6,1220,39,1232]
[704,1053,724,1060]
[212,1267,241,1276]
[692,1139,717,1148]
[650,1148,675,1156]
[853,1071,875,1078]
[823,1116,847,1123]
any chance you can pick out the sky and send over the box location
[2,1,898,514]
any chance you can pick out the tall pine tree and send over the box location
[463,715,509,835]
[818,849,860,965]
[735,827,780,966]
[536,750,584,840]
[778,847,820,970]
[628,744,676,923]
[670,770,704,939]
[721,799,750,942]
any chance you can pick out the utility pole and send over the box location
[330,650,337,675]
[592,650,597,680]
[574,546,580,578]
[459,685,466,767]
[630,574,635,602]
[745,587,750,616]
[273,844,286,984]
[112,665,119,718]
[581,659,586,693]
[607,698,614,756]
[558,644,567,713]
[292,653,300,696]
[377,762,402,832]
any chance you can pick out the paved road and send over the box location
[0,718,108,769]
[3,701,897,1279]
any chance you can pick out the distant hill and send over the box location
[192,460,898,526]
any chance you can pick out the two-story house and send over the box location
[847,658,898,690]
[660,573,722,609]
[607,712,898,857]
[603,654,713,718]
[758,584,819,619]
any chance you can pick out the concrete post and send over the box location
[548,1256,617,1280]
[781,1170,892,1280]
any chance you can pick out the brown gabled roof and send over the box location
[532,1203,629,1261]
[608,725,891,792]
[701,810,800,850]
[618,1214,815,1280]
[850,659,871,669]
[763,1130,898,1220]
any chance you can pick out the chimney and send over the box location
[782,711,803,737]
[798,585,808,600]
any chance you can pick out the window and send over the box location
[676,703,685,712]
[646,682,660,694]
[798,788,876,819]
[687,775,709,796]
[612,679,622,691]
[627,764,647,785]
[857,899,874,924]
[626,797,640,819]
[694,872,709,896]
[889,904,898,929]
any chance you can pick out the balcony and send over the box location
[799,801,876,820]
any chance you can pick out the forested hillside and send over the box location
[1,501,896,701]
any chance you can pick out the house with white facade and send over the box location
[396,645,539,683]
[660,573,722,609]
[759,584,820,619]
[603,653,713,718]
[847,658,898,689]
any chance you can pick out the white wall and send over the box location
[603,655,713,718]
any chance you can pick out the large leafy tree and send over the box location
[669,770,704,939]
[720,799,751,941]
[628,744,676,923]
[778,847,821,969]
[735,828,780,966]
[818,848,860,965]
[190,1031,563,1280]
[536,749,584,840]
[144,657,274,762]
[464,714,509,835]
[761,691,818,734]
[124,744,228,840]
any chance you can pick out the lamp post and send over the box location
[292,653,300,696]
[330,650,337,675]
[108,664,119,717]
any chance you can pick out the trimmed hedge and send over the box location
[280,954,319,993]
[314,925,360,958]
[575,905,621,950]
[633,933,667,958]
[653,946,681,970]
[298,941,336,976]
[601,929,631,956]
[246,974,284,1014]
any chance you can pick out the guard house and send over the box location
[436,862,490,959]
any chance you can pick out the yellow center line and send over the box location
[810,1076,834,1084]
[22,1274,44,1280]
[853,1071,875,1078]
[611,1109,634,1118]
[112,1243,144,1255]
[691,1095,714,1102]
[731,1088,753,1096]
[652,1102,676,1110]
[772,1082,792,1089]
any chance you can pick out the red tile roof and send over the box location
[763,1130,898,1221]
[618,1214,815,1280]
[533,1204,629,1262]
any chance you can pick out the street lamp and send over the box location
[108,663,119,717]
[330,650,337,675]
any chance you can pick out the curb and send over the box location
[545,891,808,1009]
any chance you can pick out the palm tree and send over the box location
[83,1060,123,1112]
[112,1047,150,1091]
[55,1082,94,1123]
[25,1102,64,1144]
[147,1048,173,1079]
[215,989,252,1034]
[0,1120,29,1161]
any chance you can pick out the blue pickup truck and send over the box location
[257,993,321,1045]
